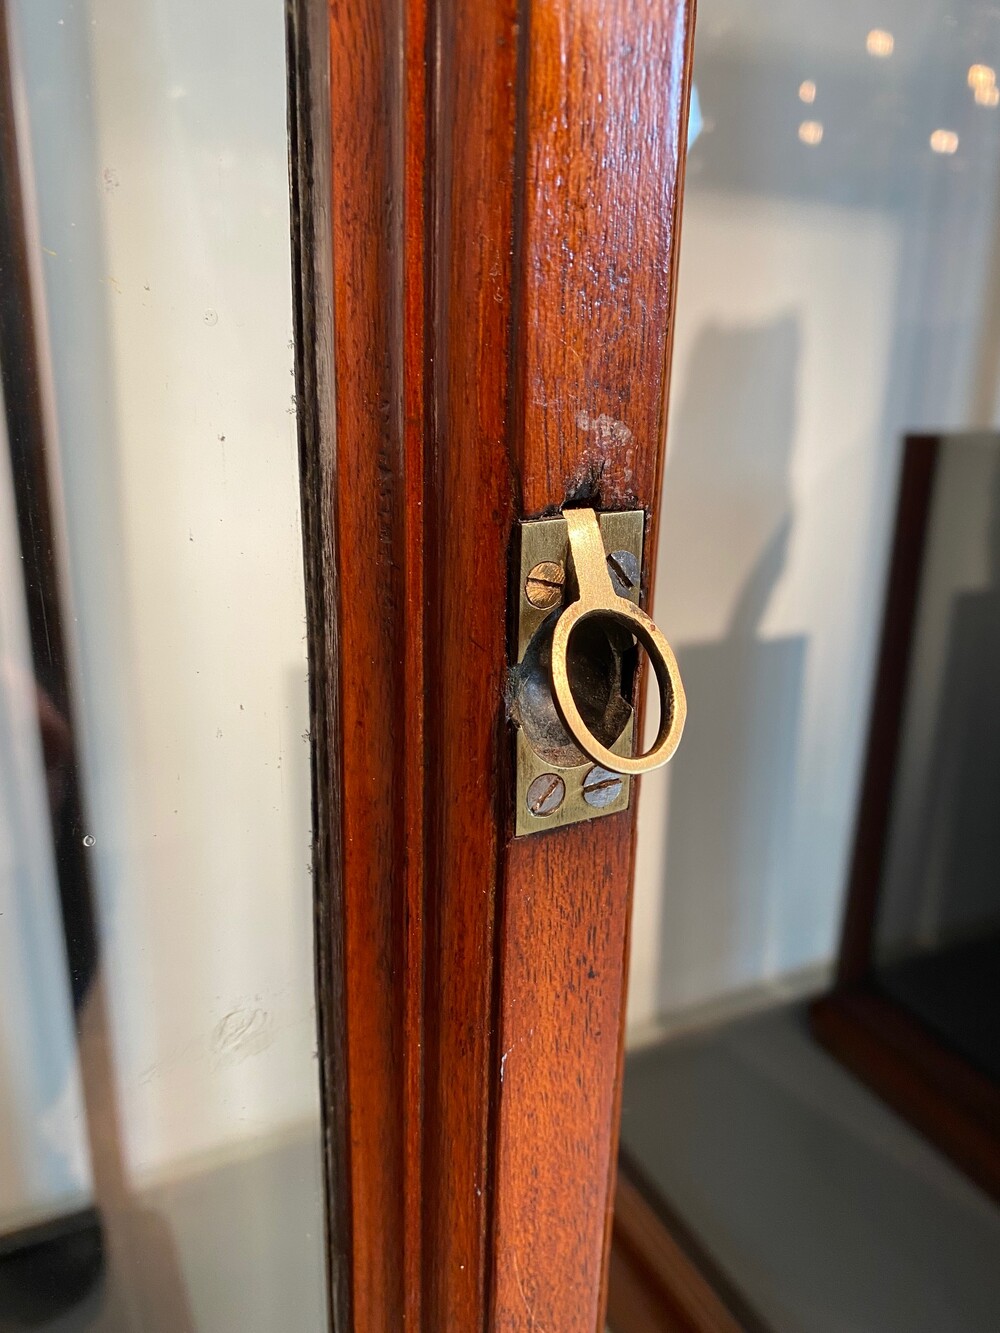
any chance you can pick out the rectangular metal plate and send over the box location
[512,510,644,837]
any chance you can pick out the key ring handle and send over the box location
[549,509,686,776]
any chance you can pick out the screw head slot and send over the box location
[526,773,566,816]
[606,549,639,596]
[525,560,565,610]
[582,765,624,808]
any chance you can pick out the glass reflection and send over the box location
[876,437,1000,1079]
[624,0,1000,1329]
[0,2,326,1329]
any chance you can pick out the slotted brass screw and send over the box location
[582,765,624,808]
[526,773,565,817]
[524,560,565,610]
[606,549,639,596]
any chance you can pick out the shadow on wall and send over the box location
[657,315,809,1012]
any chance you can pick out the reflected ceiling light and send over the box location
[968,63,996,90]
[968,64,999,106]
[866,29,895,57]
[929,128,959,154]
[798,120,823,145]
[798,80,817,103]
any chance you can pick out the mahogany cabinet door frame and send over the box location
[286,0,697,1328]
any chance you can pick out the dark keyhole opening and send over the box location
[511,614,637,767]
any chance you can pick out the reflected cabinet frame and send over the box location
[286,0,697,1327]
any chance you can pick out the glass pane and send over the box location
[623,1,1000,1329]
[0,2,326,1328]
[875,434,1000,1080]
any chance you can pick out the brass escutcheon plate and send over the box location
[512,510,644,837]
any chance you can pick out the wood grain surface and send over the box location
[290,0,424,1325]
[491,2,696,1328]
[423,0,520,1326]
[289,0,696,1326]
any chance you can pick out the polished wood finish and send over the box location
[288,0,696,1326]
[289,0,428,1325]
[286,3,349,1325]
[423,4,519,1326]
[492,4,695,1328]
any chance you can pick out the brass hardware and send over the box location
[511,507,683,836]
[551,508,686,776]
[525,773,566,816]
[581,764,624,808]
[524,560,566,610]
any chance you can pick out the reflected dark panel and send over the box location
[615,0,1000,1320]
[0,8,98,1009]
[617,436,1000,1330]
[877,931,1000,1082]
[874,439,1000,1079]
[0,8,118,1321]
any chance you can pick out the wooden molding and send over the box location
[287,0,696,1326]
[606,1168,750,1333]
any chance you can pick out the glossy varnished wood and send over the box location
[492,2,696,1328]
[290,0,426,1325]
[423,0,520,1326]
[326,0,428,1326]
[289,0,696,1326]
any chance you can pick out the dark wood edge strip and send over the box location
[811,987,1000,1200]
[285,3,350,1327]
[647,0,699,612]
[614,1152,770,1333]
[423,0,520,1321]
[835,435,939,983]
[402,0,428,1324]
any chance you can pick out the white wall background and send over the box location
[6,0,1000,1245]
[630,0,1000,1031]
[1,0,320,1230]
